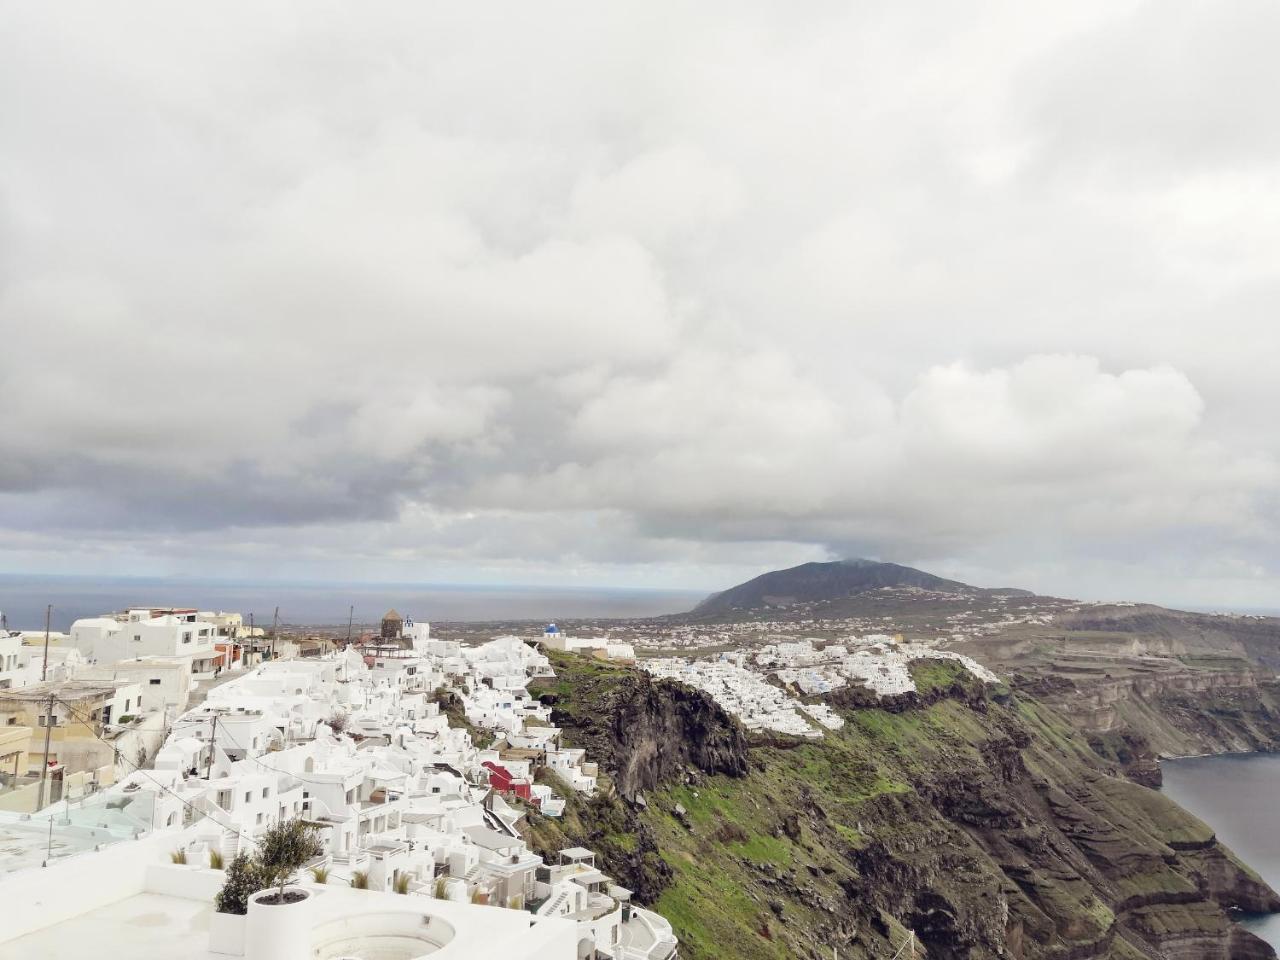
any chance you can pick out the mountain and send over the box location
[692,558,1030,616]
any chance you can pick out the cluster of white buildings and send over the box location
[766,637,1000,698]
[641,656,830,738]
[0,606,281,814]
[642,636,1002,738]
[0,618,678,960]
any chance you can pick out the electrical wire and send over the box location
[49,695,257,848]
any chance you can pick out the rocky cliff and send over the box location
[1015,668,1280,766]
[525,652,1279,960]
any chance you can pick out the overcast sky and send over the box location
[3,1,1279,608]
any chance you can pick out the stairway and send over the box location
[536,888,570,917]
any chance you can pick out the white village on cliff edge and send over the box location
[0,603,1000,959]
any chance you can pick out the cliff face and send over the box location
[531,654,748,798]
[1018,670,1280,761]
[531,652,1280,960]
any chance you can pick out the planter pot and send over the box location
[246,888,314,960]
[209,911,247,957]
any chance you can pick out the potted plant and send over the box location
[210,853,263,955]
[244,819,325,960]
[254,819,324,905]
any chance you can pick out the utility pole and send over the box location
[36,693,55,810]
[270,606,279,660]
[41,604,52,681]
[206,714,217,780]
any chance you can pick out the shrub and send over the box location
[209,849,225,870]
[256,818,324,901]
[434,876,449,899]
[310,865,329,884]
[350,870,369,890]
[393,873,410,895]
[470,888,488,905]
[170,849,187,865]
[215,853,267,915]
[326,711,349,735]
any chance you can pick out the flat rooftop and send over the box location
[0,892,215,960]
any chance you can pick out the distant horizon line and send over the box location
[0,570,711,595]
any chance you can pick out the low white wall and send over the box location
[145,862,225,901]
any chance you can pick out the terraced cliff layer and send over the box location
[524,652,1278,960]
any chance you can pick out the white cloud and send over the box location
[2,1,1280,603]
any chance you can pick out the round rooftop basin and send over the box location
[312,912,453,960]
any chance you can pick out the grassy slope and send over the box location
[531,654,1275,960]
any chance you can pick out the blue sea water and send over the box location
[0,574,704,632]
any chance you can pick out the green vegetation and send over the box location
[215,853,266,915]
[255,818,324,901]
[531,646,1278,960]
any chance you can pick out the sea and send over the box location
[0,574,705,633]
[1161,753,1280,947]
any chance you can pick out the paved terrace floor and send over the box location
[0,892,215,960]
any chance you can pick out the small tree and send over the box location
[256,818,324,902]
[326,711,349,736]
[215,853,267,915]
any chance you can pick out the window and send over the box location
[262,787,269,799]
[182,633,192,644]
[149,678,161,685]
[244,791,251,803]
[38,714,58,727]
[256,812,264,825]
[124,699,130,711]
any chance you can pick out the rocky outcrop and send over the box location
[533,651,748,799]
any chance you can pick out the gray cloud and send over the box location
[2,0,1280,606]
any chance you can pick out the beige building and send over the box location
[0,680,135,775]
[0,724,31,783]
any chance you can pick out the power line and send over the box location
[50,696,256,848]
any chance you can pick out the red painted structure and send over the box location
[482,760,534,802]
